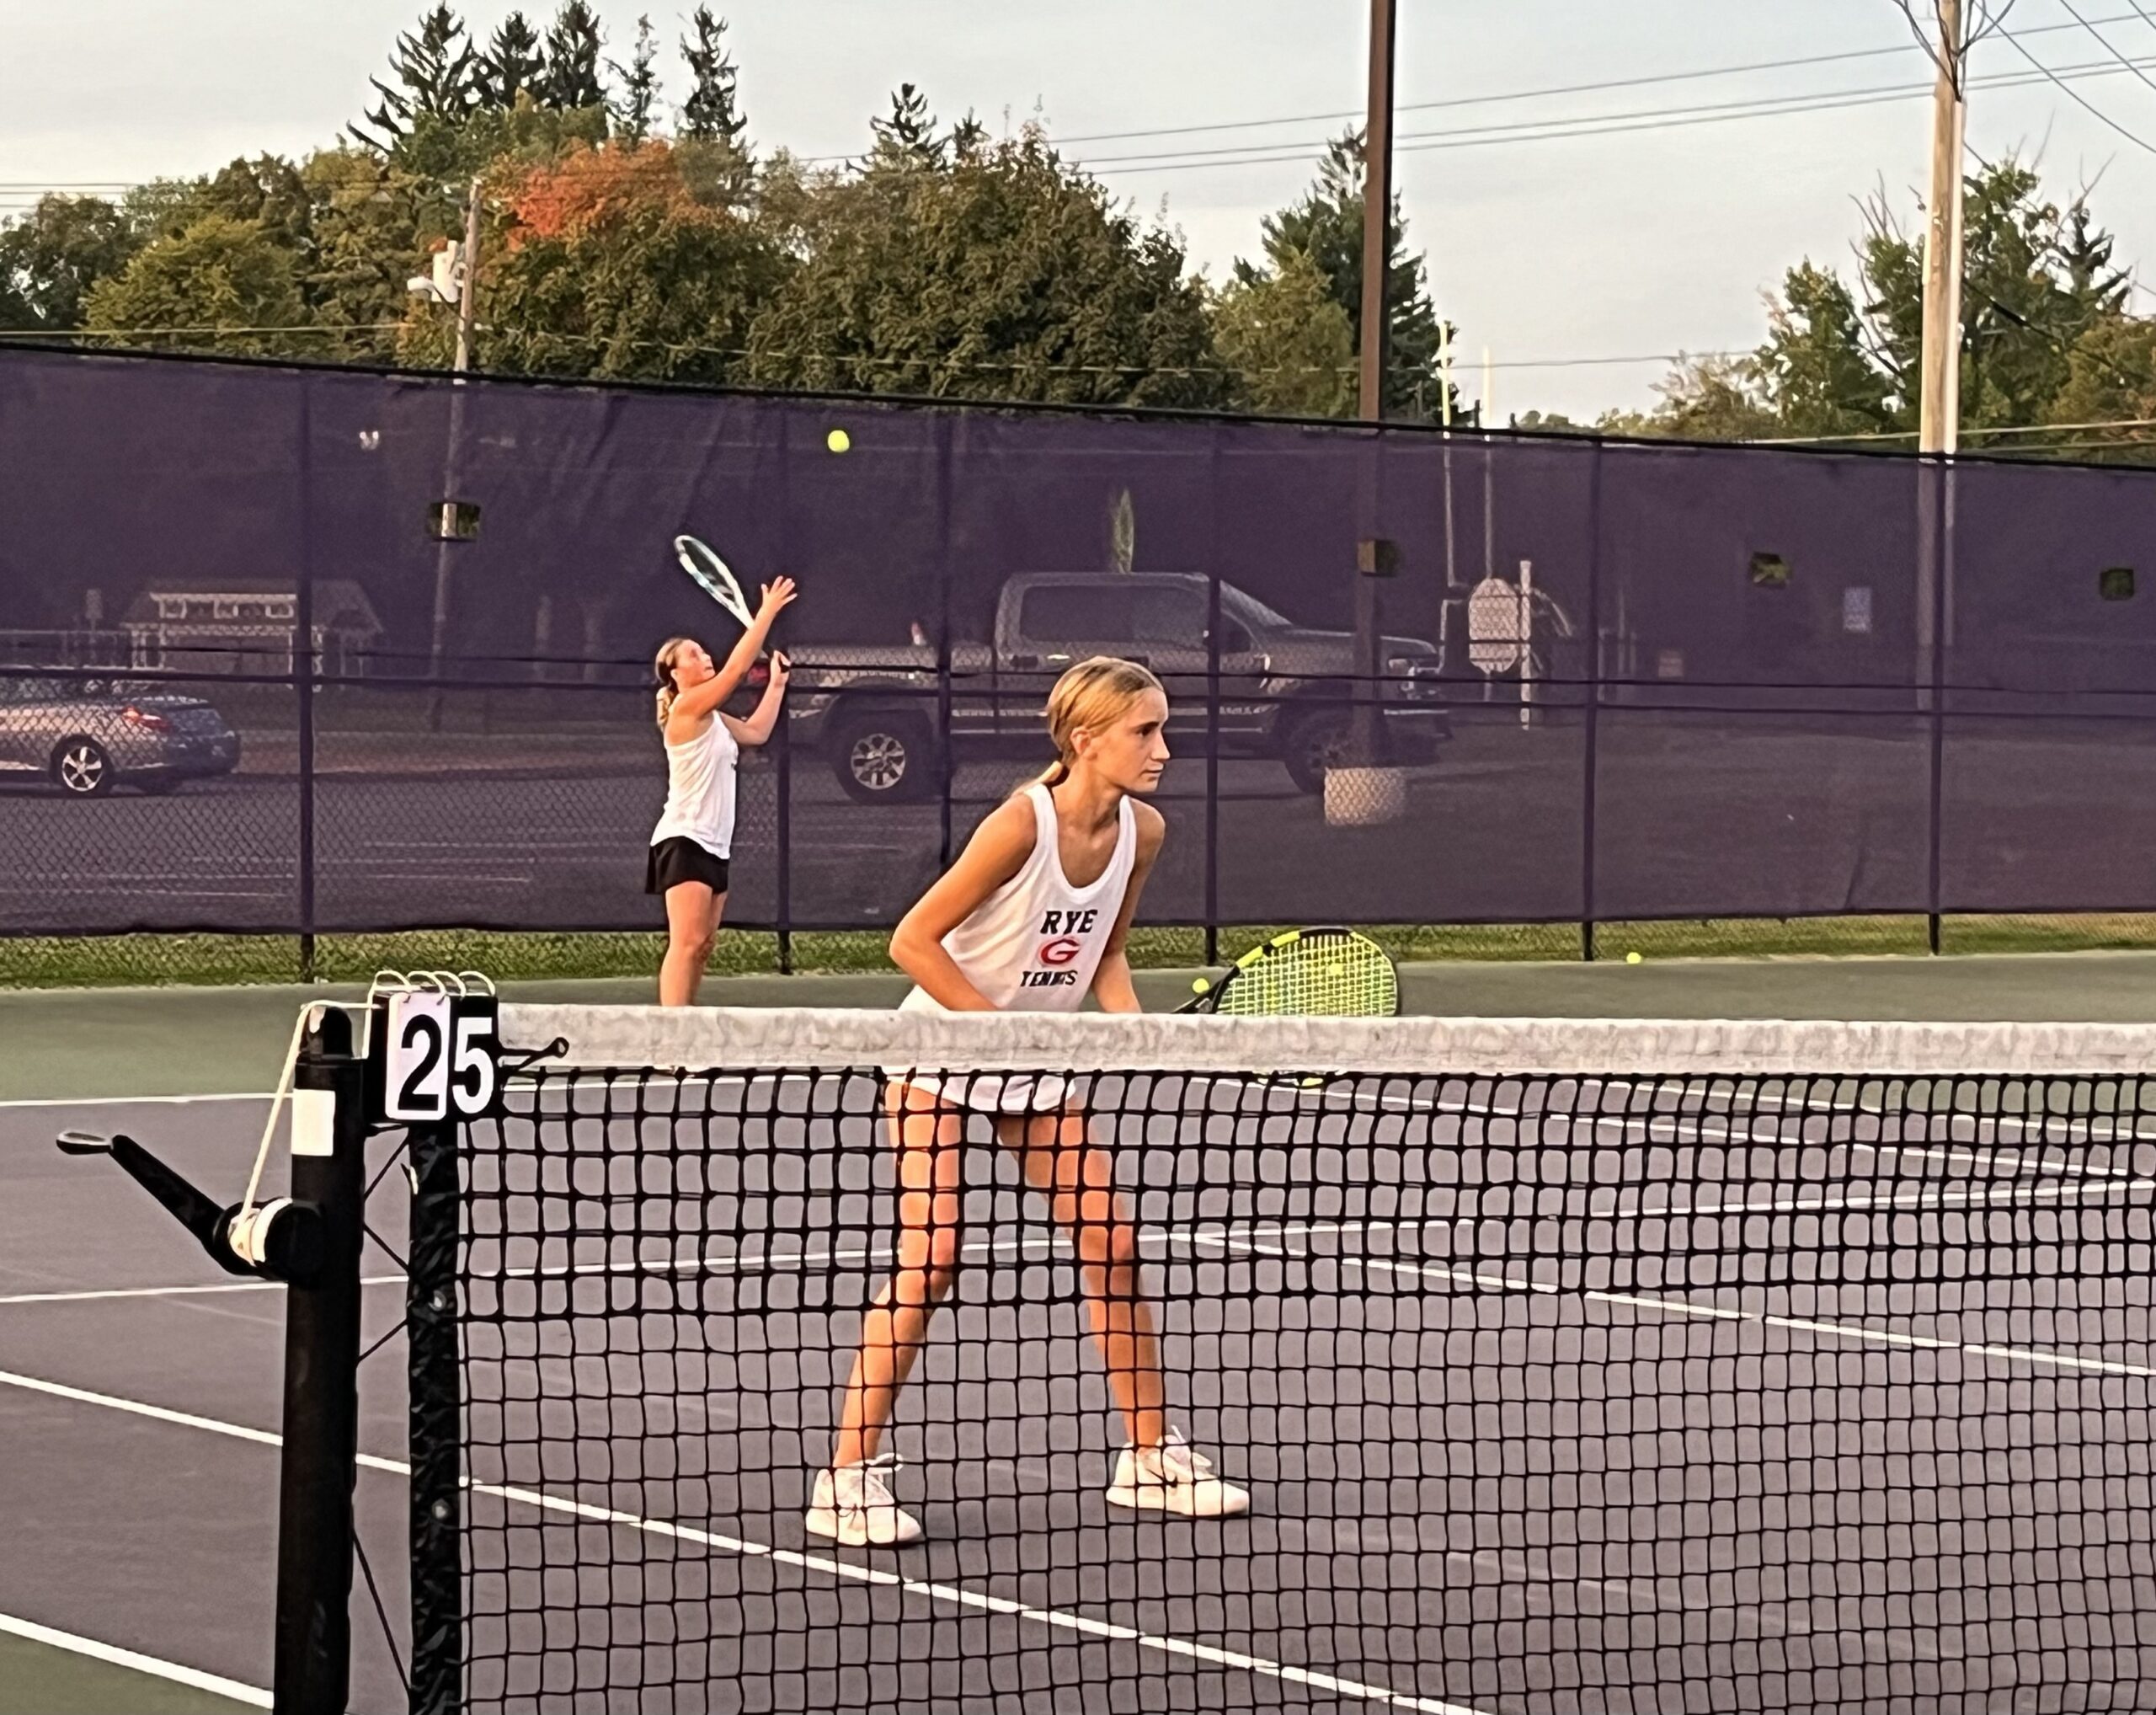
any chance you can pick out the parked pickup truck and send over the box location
[787,572,1449,802]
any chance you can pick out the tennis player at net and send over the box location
[807,656,1251,1547]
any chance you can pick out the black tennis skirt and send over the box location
[646,836,731,896]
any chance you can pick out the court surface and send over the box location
[3,957,2153,1714]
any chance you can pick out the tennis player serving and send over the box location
[807,655,1250,1547]
[648,577,795,1006]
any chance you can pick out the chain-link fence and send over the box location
[7,347,2156,983]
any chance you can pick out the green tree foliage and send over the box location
[609,16,661,143]
[744,125,1227,409]
[1244,131,1454,419]
[0,195,142,330]
[1211,247,1354,416]
[1628,158,2156,457]
[457,140,787,382]
[302,148,442,360]
[1753,262,1893,438]
[479,13,546,110]
[679,8,746,147]
[82,215,307,355]
[356,5,480,152]
[1601,354,1780,441]
[539,2,606,114]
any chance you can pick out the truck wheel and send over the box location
[1282,708,1353,795]
[830,708,937,804]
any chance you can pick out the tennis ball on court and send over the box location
[1625,950,1643,964]
[826,428,851,453]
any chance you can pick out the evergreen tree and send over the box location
[355,6,480,150]
[679,8,746,145]
[872,84,940,163]
[1242,131,1450,419]
[540,2,606,113]
[1212,246,1356,416]
[480,12,546,110]
[609,16,661,142]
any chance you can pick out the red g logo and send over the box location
[1037,935,1081,967]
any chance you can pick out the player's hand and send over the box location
[757,578,798,620]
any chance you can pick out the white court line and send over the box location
[0,1368,1488,1715]
[0,1610,270,1708]
[1187,1231,2156,1381]
[0,1090,275,1112]
[1342,1084,2149,1176]
[0,1274,404,1308]
[559,1068,2150,1186]
[450,1198,2152,1377]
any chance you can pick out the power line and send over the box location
[1074,50,2156,174]
[2057,0,2156,94]
[795,6,2156,163]
[1994,24,2156,154]
[0,321,1733,377]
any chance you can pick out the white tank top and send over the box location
[650,716,738,858]
[901,783,1137,1013]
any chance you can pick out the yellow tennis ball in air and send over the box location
[1625,950,1643,964]
[826,428,851,453]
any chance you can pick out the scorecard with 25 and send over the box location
[368,991,504,1123]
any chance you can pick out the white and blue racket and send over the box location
[673,534,757,633]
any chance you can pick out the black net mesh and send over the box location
[409,1010,2156,1715]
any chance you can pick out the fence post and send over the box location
[296,379,318,985]
[1580,442,1604,963]
[937,412,956,873]
[1924,455,1951,955]
[1205,567,1222,969]
[776,690,792,975]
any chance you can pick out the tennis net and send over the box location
[405,1005,2156,1715]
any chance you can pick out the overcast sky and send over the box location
[8,1,2156,419]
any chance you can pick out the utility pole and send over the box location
[1912,1,1967,719]
[1332,0,1406,825]
[420,178,483,729]
[1355,0,1395,430]
[1918,0,1965,458]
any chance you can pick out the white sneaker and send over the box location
[803,1455,924,1547]
[1105,1430,1251,1518]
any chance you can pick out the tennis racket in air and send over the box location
[673,534,757,632]
[1177,926,1399,1017]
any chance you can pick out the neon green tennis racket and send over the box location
[1177,927,1399,1017]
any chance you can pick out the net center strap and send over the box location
[497,1003,2156,1077]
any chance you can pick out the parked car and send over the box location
[0,676,242,796]
[787,572,1450,802]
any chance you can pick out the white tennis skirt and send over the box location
[882,1069,1077,1116]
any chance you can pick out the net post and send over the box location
[273,1004,366,1715]
[407,1118,462,1715]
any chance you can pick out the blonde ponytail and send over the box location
[654,635,695,730]
[1032,655,1165,788]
